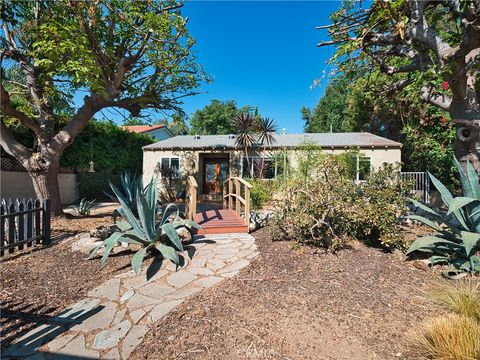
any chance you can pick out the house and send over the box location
[121,124,174,141]
[142,132,402,197]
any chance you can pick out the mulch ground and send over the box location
[131,227,445,360]
[0,212,131,348]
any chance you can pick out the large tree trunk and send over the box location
[28,164,63,216]
[22,144,64,216]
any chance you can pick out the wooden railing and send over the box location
[185,175,198,221]
[223,177,253,230]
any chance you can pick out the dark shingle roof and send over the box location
[143,132,402,151]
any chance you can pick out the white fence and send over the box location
[401,171,430,203]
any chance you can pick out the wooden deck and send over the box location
[194,205,248,234]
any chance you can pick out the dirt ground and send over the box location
[0,210,127,347]
[131,227,444,360]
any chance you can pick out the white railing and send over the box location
[401,171,430,203]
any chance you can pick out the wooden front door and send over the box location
[203,158,229,194]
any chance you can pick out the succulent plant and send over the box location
[73,198,96,215]
[406,159,480,278]
[90,177,201,274]
[104,172,143,214]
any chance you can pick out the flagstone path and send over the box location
[4,233,258,360]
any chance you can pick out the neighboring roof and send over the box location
[143,132,402,151]
[121,124,170,134]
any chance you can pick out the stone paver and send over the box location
[5,233,258,360]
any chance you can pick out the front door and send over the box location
[204,158,229,194]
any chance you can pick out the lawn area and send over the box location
[131,227,443,360]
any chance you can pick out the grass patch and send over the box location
[431,280,480,321]
[411,313,480,360]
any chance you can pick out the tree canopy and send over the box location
[1,1,206,214]
[189,99,259,135]
[318,0,480,173]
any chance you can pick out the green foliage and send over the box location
[89,177,201,275]
[77,171,121,201]
[246,178,274,210]
[272,153,410,251]
[406,159,480,278]
[73,198,96,216]
[189,100,259,135]
[61,120,153,173]
[105,172,144,213]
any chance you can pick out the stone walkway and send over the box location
[4,233,258,360]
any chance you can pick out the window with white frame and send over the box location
[158,157,180,178]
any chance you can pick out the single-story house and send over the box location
[121,124,174,141]
[142,132,402,197]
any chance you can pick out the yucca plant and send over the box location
[90,177,201,274]
[406,159,480,278]
[73,198,96,215]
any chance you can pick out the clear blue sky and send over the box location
[180,1,340,134]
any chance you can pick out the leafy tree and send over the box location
[167,113,189,135]
[302,74,356,133]
[189,99,258,135]
[318,0,480,174]
[1,1,206,214]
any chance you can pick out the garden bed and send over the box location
[0,212,129,348]
[131,227,444,360]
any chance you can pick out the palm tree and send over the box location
[233,113,256,177]
[255,117,277,177]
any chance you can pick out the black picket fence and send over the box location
[0,198,51,256]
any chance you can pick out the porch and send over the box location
[185,176,252,234]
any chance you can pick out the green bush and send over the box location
[271,154,410,251]
[77,171,122,201]
[246,178,275,210]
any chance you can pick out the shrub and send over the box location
[410,313,480,360]
[89,177,201,274]
[406,159,480,278]
[271,155,410,251]
[246,178,275,210]
[430,280,480,321]
[77,171,121,201]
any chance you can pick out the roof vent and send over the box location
[282,128,287,135]
[228,134,235,139]
[194,135,201,140]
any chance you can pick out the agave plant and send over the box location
[73,198,96,215]
[90,177,201,274]
[104,172,143,214]
[406,159,480,278]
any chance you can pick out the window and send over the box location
[242,157,276,179]
[159,157,180,178]
[356,156,371,181]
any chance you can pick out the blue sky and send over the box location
[180,1,341,133]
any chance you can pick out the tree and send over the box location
[318,0,480,174]
[1,1,206,214]
[302,74,356,133]
[189,99,258,135]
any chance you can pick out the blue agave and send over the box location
[406,159,480,278]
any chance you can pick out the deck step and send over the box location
[194,209,248,234]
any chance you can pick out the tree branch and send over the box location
[420,85,452,111]
[0,119,33,162]
[0,84,47,140]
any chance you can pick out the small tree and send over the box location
[1,1,206,214]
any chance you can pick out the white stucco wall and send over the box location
[143,146,402,187]
[0,171,78,204]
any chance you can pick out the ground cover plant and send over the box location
[90,177,201,274]
[406,159,480,278]
[411,280,480,359]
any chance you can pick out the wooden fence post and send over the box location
[0,202,4,257]
[8,202,15,253]
[18,201,25,250]
[235,178,240,215]
[43,198,51,245]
